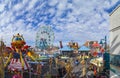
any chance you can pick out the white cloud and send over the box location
[27,0,38,10]
[13,3,24,11]
[0,4,5,12]
[0,0,119,47]
[48,0,58,6]
[50,0,118,46]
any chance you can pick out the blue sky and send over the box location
[0,0,120,47]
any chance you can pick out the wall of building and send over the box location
[110,6,120,30]
[110,5,120,77]
[110,5,120,55]
[110,29,120,54]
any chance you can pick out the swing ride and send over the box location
[4,33,38,72]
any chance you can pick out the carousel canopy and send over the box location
[78,46,90,51]
[59,46,74,51]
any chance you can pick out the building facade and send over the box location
[110,5,120,78]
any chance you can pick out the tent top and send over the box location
[78,46,90,51]
[59,46,74,51]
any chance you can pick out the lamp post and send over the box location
[99,36,107,52]
[99,36,110,77]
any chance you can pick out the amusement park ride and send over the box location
[0,33,38,78]
[36,26,55,51]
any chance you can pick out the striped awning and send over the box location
[8,58,29,71]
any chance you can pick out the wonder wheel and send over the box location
[36,26,54,50]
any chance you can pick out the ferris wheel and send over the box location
[36,26,55,50]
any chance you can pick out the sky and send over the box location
[0,0,120,47]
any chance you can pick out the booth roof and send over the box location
[59,46,74,51]
[78,46,90,51]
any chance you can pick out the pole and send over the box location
[49,58,52,77]
[29,64,31,78]
[55,58,58,78]
[104,36,110,77]
[0,40,4,78]
[104,36,107,52]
